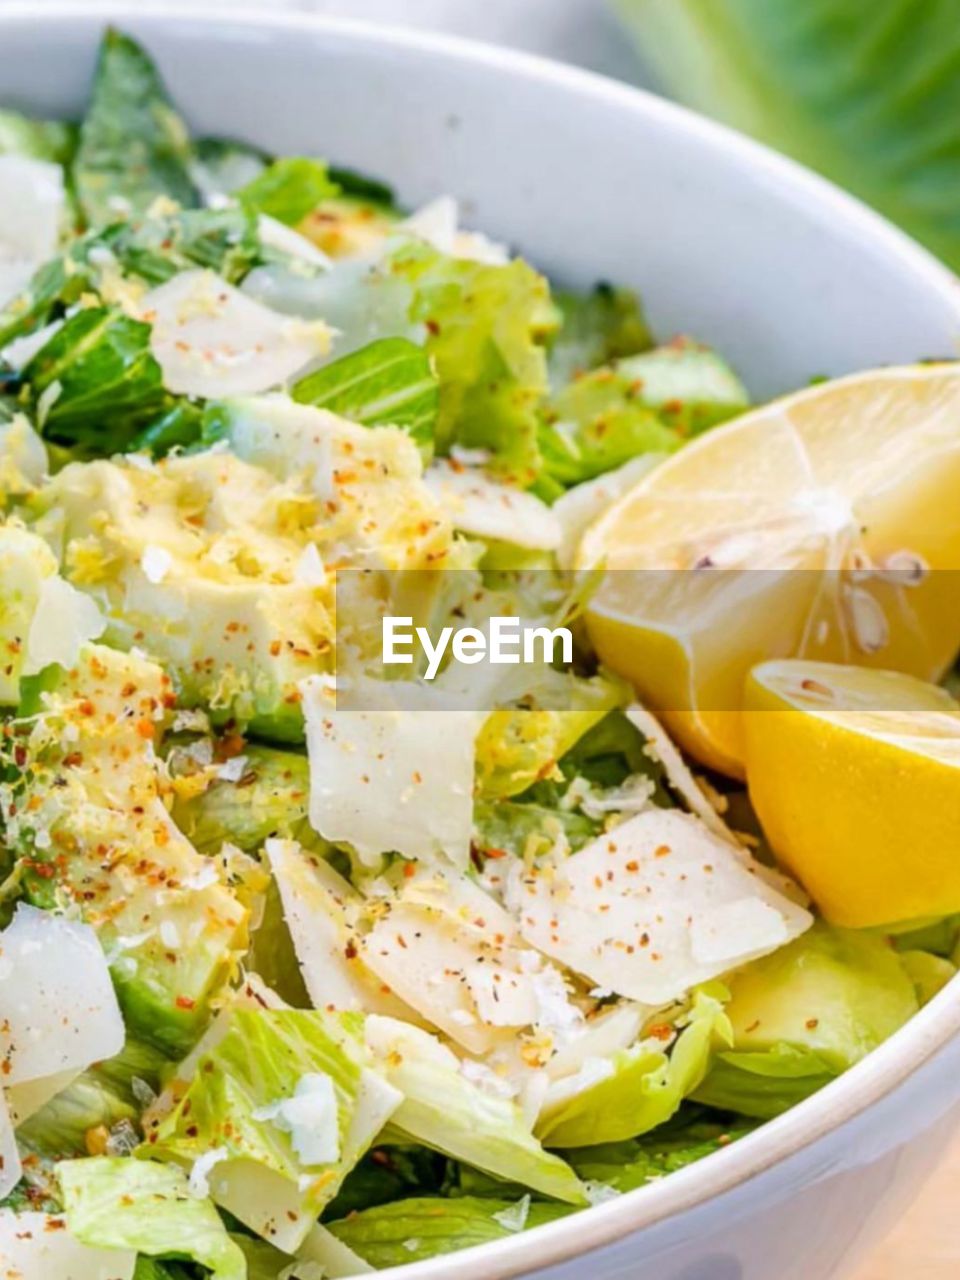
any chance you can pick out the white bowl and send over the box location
[3,7,960,1279]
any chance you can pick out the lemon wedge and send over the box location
[578,365,960,776]
[744,658,960,927]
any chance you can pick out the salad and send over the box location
[2,28,960,1280]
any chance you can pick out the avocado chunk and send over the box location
[170,742,315,855]
[0,525,57,705]
[26,419,452,740]
[693,922,919,1118]
[0,644,248,1053]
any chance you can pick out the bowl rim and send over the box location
[3,5,960,1277]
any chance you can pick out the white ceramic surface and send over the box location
[2,7,960,1279]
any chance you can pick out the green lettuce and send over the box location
[615,0,960,271]
[74,28,198,226]
[392,239,556,485]
[475,673,625,800]
[536,989,730,1147]
[23,306,169,451]
[293,336,438,453]
[58,1156,245,1279]
[146,1008,401,1246]
[472,798,599,859]
[549,283,652,387]
[0,110,76,164]
[100,205,262,286]
[237,157,339,225]
[566,1113,755,1192]
[366,1019,585,1206]
[327,1195,574,1268]
[541,342,748,488]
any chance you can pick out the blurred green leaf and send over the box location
[615,0,960,269]
[75,27,198,226]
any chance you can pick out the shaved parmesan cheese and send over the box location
[517,810,812,1005]
[0,905,125,1086]
[23,576,106,676]
[361,868,540,1054]
[258,214,332,268]
[0,1091,21,1201]
[626,704,738,846]
[298,1223,376,1278]
[143,269,331,398]
[0,1211,135,1280]
[253,1073,340,1166]
[553,454,664,568]
[6,1067,81,1126]
[187,1146,229,1199]
[140,544,172,584]
[402,196,510,266]
[544,1003,648,1081]
[425,460,561,550]
[0,415,47,496]
[0,156,65,306]
[265,839,415,1019]
[491,1194,531,1233]
[301,675,478,868]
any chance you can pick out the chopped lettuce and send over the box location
[58,1157,245,1279]
[566,1113,755,1192]
[23,306,168,450]
[475,673,625,800]
[74,28,198,226]
[549,283,652,388]
[237,157,339,226]
[542,342,748,489]
[145,1008,401,1250]
[0,110,75,165]
[327,1195,574,1268]
[100,205,262,286]
[365,1017,586,1206]
[392,239,556,485]
[292,336,438,453]
[536,989,730,1147]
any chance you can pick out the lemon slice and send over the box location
[578,365,960,776]
[744,658,960,927]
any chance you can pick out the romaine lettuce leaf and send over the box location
[0,111,75,165]
[326,1194,574,1268]
[100,206,262,286]
[74,29,198,226]
[58,1157,245,1280]
[475,673,625,799]
[615,0,960,271]
[237,157,339,226]
[24,306,169,450]
[548,283,652,388]
[472,798,599,859]
[392,239,556,485]
[145,1008,401,1250]
[292,336,438,453]
[566,1113,755,1192]
[365,1017,586,1206]
[535,989,730,1147]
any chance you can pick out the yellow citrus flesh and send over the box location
[578,365,960,776]
[743,658,960,927]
